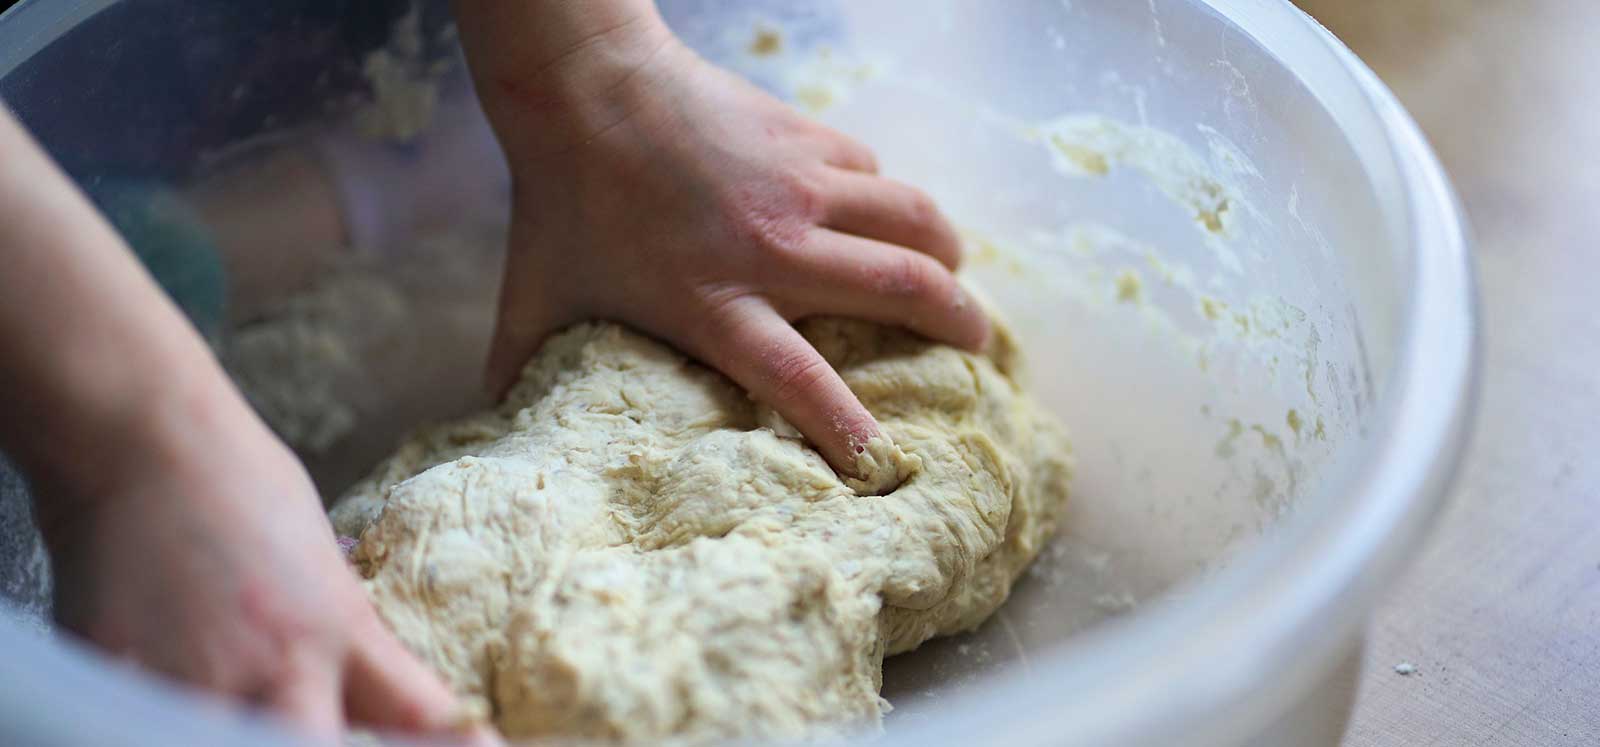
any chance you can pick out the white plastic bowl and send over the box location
[0,1,1475,745]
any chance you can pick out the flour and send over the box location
[219,226,501,494]
[355,3,451,142]
[221,272,404,453]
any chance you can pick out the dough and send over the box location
[331,317,1072,743]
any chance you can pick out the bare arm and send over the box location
[0,106,219,498]
[0,105,488,744]
[452,0,671,159]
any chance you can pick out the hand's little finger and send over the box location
[811,128,879,174]
[820,169,962,270]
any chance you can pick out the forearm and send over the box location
[452,0,676,158]
[0,107,241,499]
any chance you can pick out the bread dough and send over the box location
[331,317,1072,743]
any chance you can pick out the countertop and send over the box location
[1293,2,1600,744]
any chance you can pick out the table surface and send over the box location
[1289,2,1600,744]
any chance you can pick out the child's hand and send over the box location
[36,389,495,745]
[1,104,496,743]
[465,16,988,477]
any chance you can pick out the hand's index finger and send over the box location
[688,296,881,481]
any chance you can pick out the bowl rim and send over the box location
[0,1,1480,745]
[0,0,116,77]
[883,2,1479,745]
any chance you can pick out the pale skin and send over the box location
[0,0,982,743]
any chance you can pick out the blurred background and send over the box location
[1294,1,1600,744]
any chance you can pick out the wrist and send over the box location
[0,106,284,544]
[25,342,260,533]
[455,0,683,159]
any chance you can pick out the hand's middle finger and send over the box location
[772,230,990,351]
[818,168,962,270]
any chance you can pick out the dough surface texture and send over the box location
[332,318,1072,743]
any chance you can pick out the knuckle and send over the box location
[858,147,881,172]
[944,236,966,266]
[690,287,785,367]
[689,285,750,343]
[720,177,819,260]
[766,348,834,405]
[874,253,950,303]
[781,170,827,222]
[696,282,748,312]
[903,188,942,229]
[826,129,878,171]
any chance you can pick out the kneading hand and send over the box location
[1,104,494,744]
[36,388,495,745]
[459,1,989,477]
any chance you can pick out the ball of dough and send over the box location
[333,317,1072,743]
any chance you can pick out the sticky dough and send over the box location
[331,317,1072,743]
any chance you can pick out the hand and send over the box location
[1,105,493,743]
[35,383,494,745]
[463,14,989,476]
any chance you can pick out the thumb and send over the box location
[485,241,569,399]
